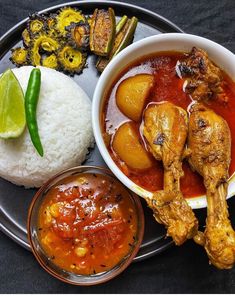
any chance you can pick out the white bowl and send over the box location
[92,33,235,209]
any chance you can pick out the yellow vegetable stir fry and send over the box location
[10,6,138,75]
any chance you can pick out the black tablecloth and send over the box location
[0,0,235,293]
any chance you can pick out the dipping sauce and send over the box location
[38,173,138,275]
[102,52,235,198]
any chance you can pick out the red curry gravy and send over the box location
[102,52,235,198]
[38,173,138,275]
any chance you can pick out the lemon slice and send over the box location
[0,69,26,138]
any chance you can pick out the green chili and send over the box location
[25,68,44,157]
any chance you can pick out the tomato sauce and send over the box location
[102,52,235,198]
[38,173,138,275]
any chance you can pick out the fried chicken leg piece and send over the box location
[176,47,227,102]
[143,102,198,245]
[188,103,235,269]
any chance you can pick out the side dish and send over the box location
[10,7,138,75]
[28,167,144,284]
[38,172,138,275]
[90,8,115,56]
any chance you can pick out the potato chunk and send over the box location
[116,74,154,122]
[112,122,153,170]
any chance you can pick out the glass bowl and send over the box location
[27,165,144,285]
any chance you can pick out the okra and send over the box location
[115,15,128,35]
[96,16,138,72]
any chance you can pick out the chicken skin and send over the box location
[188,103,235,269]
[143,102,198,245]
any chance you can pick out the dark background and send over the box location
[0,0,235,293]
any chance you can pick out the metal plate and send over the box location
[0,0,183,261]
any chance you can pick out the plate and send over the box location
[0,0,184,261]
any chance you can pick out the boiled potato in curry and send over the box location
[112,121,153,170]
[116,74,154,121]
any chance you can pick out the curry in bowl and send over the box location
[102,48,235,198]
[101,46,235,269]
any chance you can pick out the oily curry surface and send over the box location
[102,52,235,198]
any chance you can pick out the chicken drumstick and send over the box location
[188,103,235,269]
[143,102,198,245]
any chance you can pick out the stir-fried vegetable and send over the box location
[29,34,60,66]
[10,6,138,75]
[57,45,87,74]
[89,8,116,56]
[27,13,47,36]
[56,7,86,37]
[116,15,128,34]
[42,54,58,69]
[96,16,138,72]
[22,28,31,47]
[10,48,28,66]
[65,21,90,50]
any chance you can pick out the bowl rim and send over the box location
[92,32,235,210]
[27,165,145,286]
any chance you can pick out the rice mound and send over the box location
[0,66,94,188]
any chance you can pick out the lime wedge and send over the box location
[0,69,26,139]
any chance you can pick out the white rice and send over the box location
[0,66,94,188]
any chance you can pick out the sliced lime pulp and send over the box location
[0,69,26,139]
